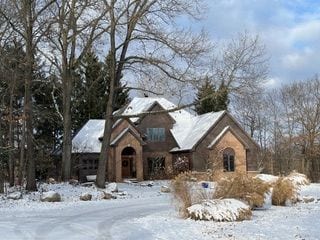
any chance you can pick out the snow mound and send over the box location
[285,171,310,187]
[7,192,22,200]
[187,199,251,222]
[106,182,118,192]
[254,174,279,184]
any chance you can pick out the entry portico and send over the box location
[109,127,145,182]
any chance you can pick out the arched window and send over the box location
[223,148,235,172]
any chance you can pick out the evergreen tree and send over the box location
[215,81,229,111]
[0,42,27,186]
[33,73,63,180]
[73,50,106,131]
[73,51,129,132]
[195,78,229,114]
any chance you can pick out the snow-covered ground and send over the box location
[1,181,320,240]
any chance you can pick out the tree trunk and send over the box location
[96,5,117,188]
[25,0,36,191]
[8,83,15,186]
[96,97,114,188]
[62,72,72,181]
[0,169,4,194]
[18,119,26,186]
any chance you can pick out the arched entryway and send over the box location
[121,147,136,178]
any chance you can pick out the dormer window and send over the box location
[147,128,165,142]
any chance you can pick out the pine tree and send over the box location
[195,78,229,114]
[73,50,106,132]
[215,81,229,111]
[102,52,129,111]
[72,51,129,132]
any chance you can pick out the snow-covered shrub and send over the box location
[285,171,310,187]
[214,172,270,208]
[187,199,252,221]
[171,172,213,217]
[272,177,297,206]
[254,174,279,185]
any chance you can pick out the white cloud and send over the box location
[200,0,320,85]
[290,20,320,43]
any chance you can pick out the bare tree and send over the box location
[264,76,320,181]
[96,0,209,188]
[42,0,107,181]
[210,32,268,97]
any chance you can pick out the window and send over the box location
[82,159,98,170]
[147,128,165,142]
[148,157,165,175]
[223,148,235,172]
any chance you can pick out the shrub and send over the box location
[285,171,310,187]
[213,172,270,208]
[187,199,252,222]
[272,177,297,206]
[173,156,190,174]
[171,172,193,218]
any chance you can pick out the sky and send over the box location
[196,0,320,87]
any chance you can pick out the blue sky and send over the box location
[195,0,320,87]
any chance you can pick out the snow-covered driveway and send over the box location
[1,182,320,240]
[0,196,171,240]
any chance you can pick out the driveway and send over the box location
[0,196,171,240]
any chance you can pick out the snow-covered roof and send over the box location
[72,119,105,153]
[171,110,225,151]
[72,97,226,153]
[120,97,192,123]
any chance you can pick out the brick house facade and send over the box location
[72,97,260,182]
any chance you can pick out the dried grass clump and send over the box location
[214,172,270,208]
[272,177,297,206]
[171,172,193,218]
[285,171,310,187]
[187,199,252,222]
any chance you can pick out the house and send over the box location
[72,97,259,182]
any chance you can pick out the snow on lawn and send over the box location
[112,183,320,240]
[0,180,168,213]
[0,180,320,240]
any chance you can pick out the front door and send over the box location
[122,156,133,178]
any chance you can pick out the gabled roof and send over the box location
[120,97,192,124]
[72,97,231,153]
[207,126,250,149]
[110,127,145,146]
[170,110,226,151]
